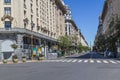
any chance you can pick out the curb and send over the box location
[0,60,46,64]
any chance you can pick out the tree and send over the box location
[94,34,106,51]
[59,36,71,48]
[78,42,89,53]
[78,42,83,53]
[58,36,71,56]
[82,46,90,52]
[11,44,18,54]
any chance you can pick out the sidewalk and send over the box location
[0,60,46,64]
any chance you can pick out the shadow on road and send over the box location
[66,52,109,59]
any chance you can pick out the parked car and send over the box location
[104,51,117,58]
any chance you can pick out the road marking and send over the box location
[84,60,88,63]
[116,61,120,63]
[96,60,101,63]
[90,59,94,63]
[78,60,82,62]
[55,60,61,62]
[62,60,68,62]
[109,60,117,64]
[66,60,72,62]
[72,60,77,62]
[103,60,109,63]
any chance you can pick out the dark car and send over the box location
[104,51,117,58]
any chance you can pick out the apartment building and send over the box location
[0,0,66,60]
[65,5,88,47]
[95,0,120,53]
[100,0,120,36]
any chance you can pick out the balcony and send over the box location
[24,4,27,9]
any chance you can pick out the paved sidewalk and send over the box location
[0,60,46,64]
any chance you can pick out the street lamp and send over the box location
[31,21,35,60]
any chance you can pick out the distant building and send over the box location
[65,5,88,47]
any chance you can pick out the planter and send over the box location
[22,58,26,62]
[2,59,7,64]
[12,54,18,63]
[12,59,18,63]
[38,57,44,60]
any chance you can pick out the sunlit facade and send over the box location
[0,0,66,60]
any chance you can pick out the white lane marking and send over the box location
[78,60,82,62]
[103,60,109,63]
[72,60,77,62]
[84,60,88,63]
[96,60,101,63]
[62,60,68,62]
[55,60,61,62]
[90,59,94,63]
[116,61,120,63]
[66,60,72,62]
[109,60,117,64]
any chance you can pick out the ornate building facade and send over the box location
[0,0,66,60]
[65,5,88,47]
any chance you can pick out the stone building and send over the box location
[0,0,66,60]
[95,0,120,54]
[65,5,88,48]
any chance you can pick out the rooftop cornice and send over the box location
[65,19,78,30]
[55,0,66,14]
[101,0,108,21]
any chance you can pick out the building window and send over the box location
[5,21,11,29]
[4,7,11,15]
[4,0,11,4]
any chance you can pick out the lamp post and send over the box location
[31,21,35,60]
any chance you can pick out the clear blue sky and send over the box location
[63,0,105,46]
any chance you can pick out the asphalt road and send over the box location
[66,52,106,59]
[0,52,120,80]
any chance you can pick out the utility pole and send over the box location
[31,21,35,60]
[90,41,92,52]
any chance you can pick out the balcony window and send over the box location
[4,7,11,15]
[4,0,11,4]
[5,21,11,29]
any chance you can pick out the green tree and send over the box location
[78,42,89,53]
[11,44,18,54]
[94,34,106,51]
[78,42,83,53]
[58,36,71,56]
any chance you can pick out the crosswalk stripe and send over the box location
[78,60,82,62]
[84,60,88,63]
[116,61,120,63]
[109,60,117,64]
[96,60,101,63]
[103,60,109,63]
[55,60,61,62]
[66,60,72,62]
[40,59,120,64]
[62,60,68,62]
[72,60,77,62]
[90,59,94,63]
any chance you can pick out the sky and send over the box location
[63,0,105,46]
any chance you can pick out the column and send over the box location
[16,34,24,60]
